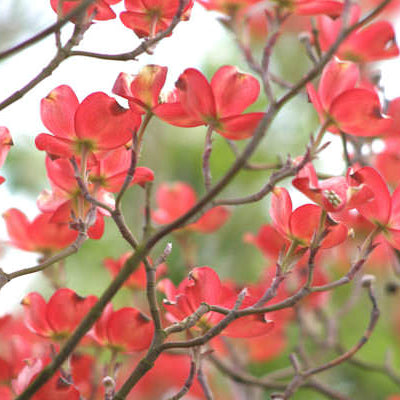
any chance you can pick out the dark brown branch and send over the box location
[282,281,380,399]
[214,150,310,206]
[69,0,186,61]
[0,0,96,61]
[167,358,197,400]
[0,14,89,112]
[0,232,87,290]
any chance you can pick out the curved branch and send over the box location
[0,0,96,61]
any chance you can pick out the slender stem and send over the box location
[0,232,87,289]
[203,126,214,192]
[0,0,96,61]
[115,147,137,209]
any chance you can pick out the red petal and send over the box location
[3,209,34,251]
[130,65,167,110]
[21,293,52,337]
[40,85,79,139]
[153,182,197,224]
[244,225,287,260]
[223,315,274,338]
[175,68,216,122]
[270,187,292,238]
[217,112,264,140]
[35,134,74,159]
[295,0,343,17]
[107,307,153,352]
[0,127,12,169]
[342,21,399,62]
[289,204,321,244]
[319,59,359,111]
[186,267,222,307]
[46,289,97,336]
[120,11,169,38]
[330,88,392,136]
[190,206,230,233]
[153,102,203,127]
[88,212,105,240]
[75,92,140,151]
[211,65,260,118]
[351,166,391,226]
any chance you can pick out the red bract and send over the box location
[113,65,168,114]
[159,266,274,338]
[155,65,265,140]
[37,157,113,239]
[244,224,288,261]
[36,85,140,160]
[50,0,121,21]
[120,0,194,38]
[88,147,154,192]
[292,162,373,212]
[103,251,167,290]
[0,315,44,383]
[307,58,392,136]
[89,303,153,352]
[21,288,98,340]
[315,4,399,62]
[13,357,80,400]
[3,209,78,254]
[270,187,348,248]
[374,138,400,187]
[152,181,230,233]
[0,127,13,184]
[349,166,400,249]
[293,0,343,17]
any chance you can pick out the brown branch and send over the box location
[214,149,310,206]
[0,231,87,290]
[69,0,186,61]
[167,357,198,400]
[281,281,380,399]
[0,13,90,112]
[0,0,96,61]
[203,126,214,192]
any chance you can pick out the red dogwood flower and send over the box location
[349,166,400,249]
[270,187,348,248]
[50,0,121,21]
[120,0,194,38]
[315,4,399,63]
[155,65,265,140]
[103,251,167,290]
[89,303,153,352]
[0,127,13,184]
[21,288,97,340]
[36,85,140,160]
[113,65,168,114]
[159,266,274,338]
[292,162,373,212]
[152,181,230,233]
[307,58,392,136]
[3,209,78,254]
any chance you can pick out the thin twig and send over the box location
[203,126,214,192]
[0,0,96,61]
[0,232,87,289]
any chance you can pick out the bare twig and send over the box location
[203,126,214,192]
[0,232,87,290]
[0,0,96,61]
